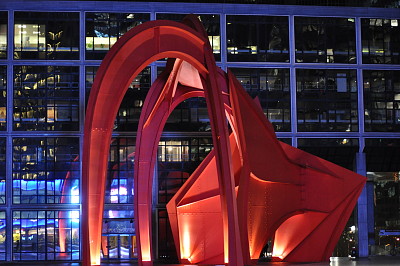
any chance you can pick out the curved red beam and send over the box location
[83,15,243,265]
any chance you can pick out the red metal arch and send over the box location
[83,16,243,265]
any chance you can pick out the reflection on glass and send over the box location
[0,66,5,131]
[295,17,356,63]
[156,13,221,61]
[0,12,6,59]
[12,210,79,261]
[0,138,5,204]
[227,15,289,62]
[13,65,79,131]
[14,12,79,60]
[297,69,358,132]
[86,66,151,131]
[12,137,80,204]
[362,18,400,64]
[86,13,150,60]
[364,70,400,132]
[106,138,135,204]
[230,68,291,132]
[0,211,5,260]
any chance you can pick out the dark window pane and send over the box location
[86,66,150,132]
[0,12,7,59]
[297,69,358,132]
[362,19,400,64]
[227,15,289,62]
[0,66,5,130]
[364,70,400,132]
[14,12,79,60]
[12,137,80,204]
[86,13,150,60]
[12,210,79,260]
[156,13,220,61]
[13,66,79,131]
[295,17,356,63]
[230,68,291,132]
[298,138,359,170]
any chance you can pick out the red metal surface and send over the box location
[83,15,366,266]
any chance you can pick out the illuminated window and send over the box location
[227,15,289,62]
[0,211,5,260]
[12,210,79,261]
[13,66,79,131]
[0,66,5,130]
[364,70,400,132]
[156,13,221,61]
[295,17,356,63]
[14,12,79,60]
[106,138,135,204]
[12,137,80,204]
[86,13,150,60]
[86,66,151,131]
[102,210,136,260]
[0,12,6,59]
[362,19,400,64]
[230,68,291,132]
[297,69,358,132]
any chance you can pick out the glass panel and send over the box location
[229,68,291,132]
[14,12,79,60]
[366,139,400,256]
[227,15,289,62]
[297,138,359,170]
[0,11,6,59]
[157,137,212,205]
[0,66,5,130]
[156,13,220,61]
[106,137,135,204]
[362,18,400,64]
[295,17,356,63]
[13,65,79,131]
[0,138,5,204]
[86,13,150,60]
[12,137,80,204]
[85,66,150,132]
[0,211,5,260]
[157,209,177,262]
[296,69,358,132]
[364,70,400,132]
[12,210,79,261]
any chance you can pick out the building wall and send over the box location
[0,0,399,263]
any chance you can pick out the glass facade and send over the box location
[14,12,79,60]
[13,66,79,131]
[295,17,356,63]
[296,69,358,132]
[86,13,150,60]
[0,0,398,263]
[227,15,289,62]
[362,18,400,64]
[12,137,80,204]
[364,70,400,132]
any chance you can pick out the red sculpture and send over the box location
[82,15,366,266]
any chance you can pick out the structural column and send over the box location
[356,152,368,258]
